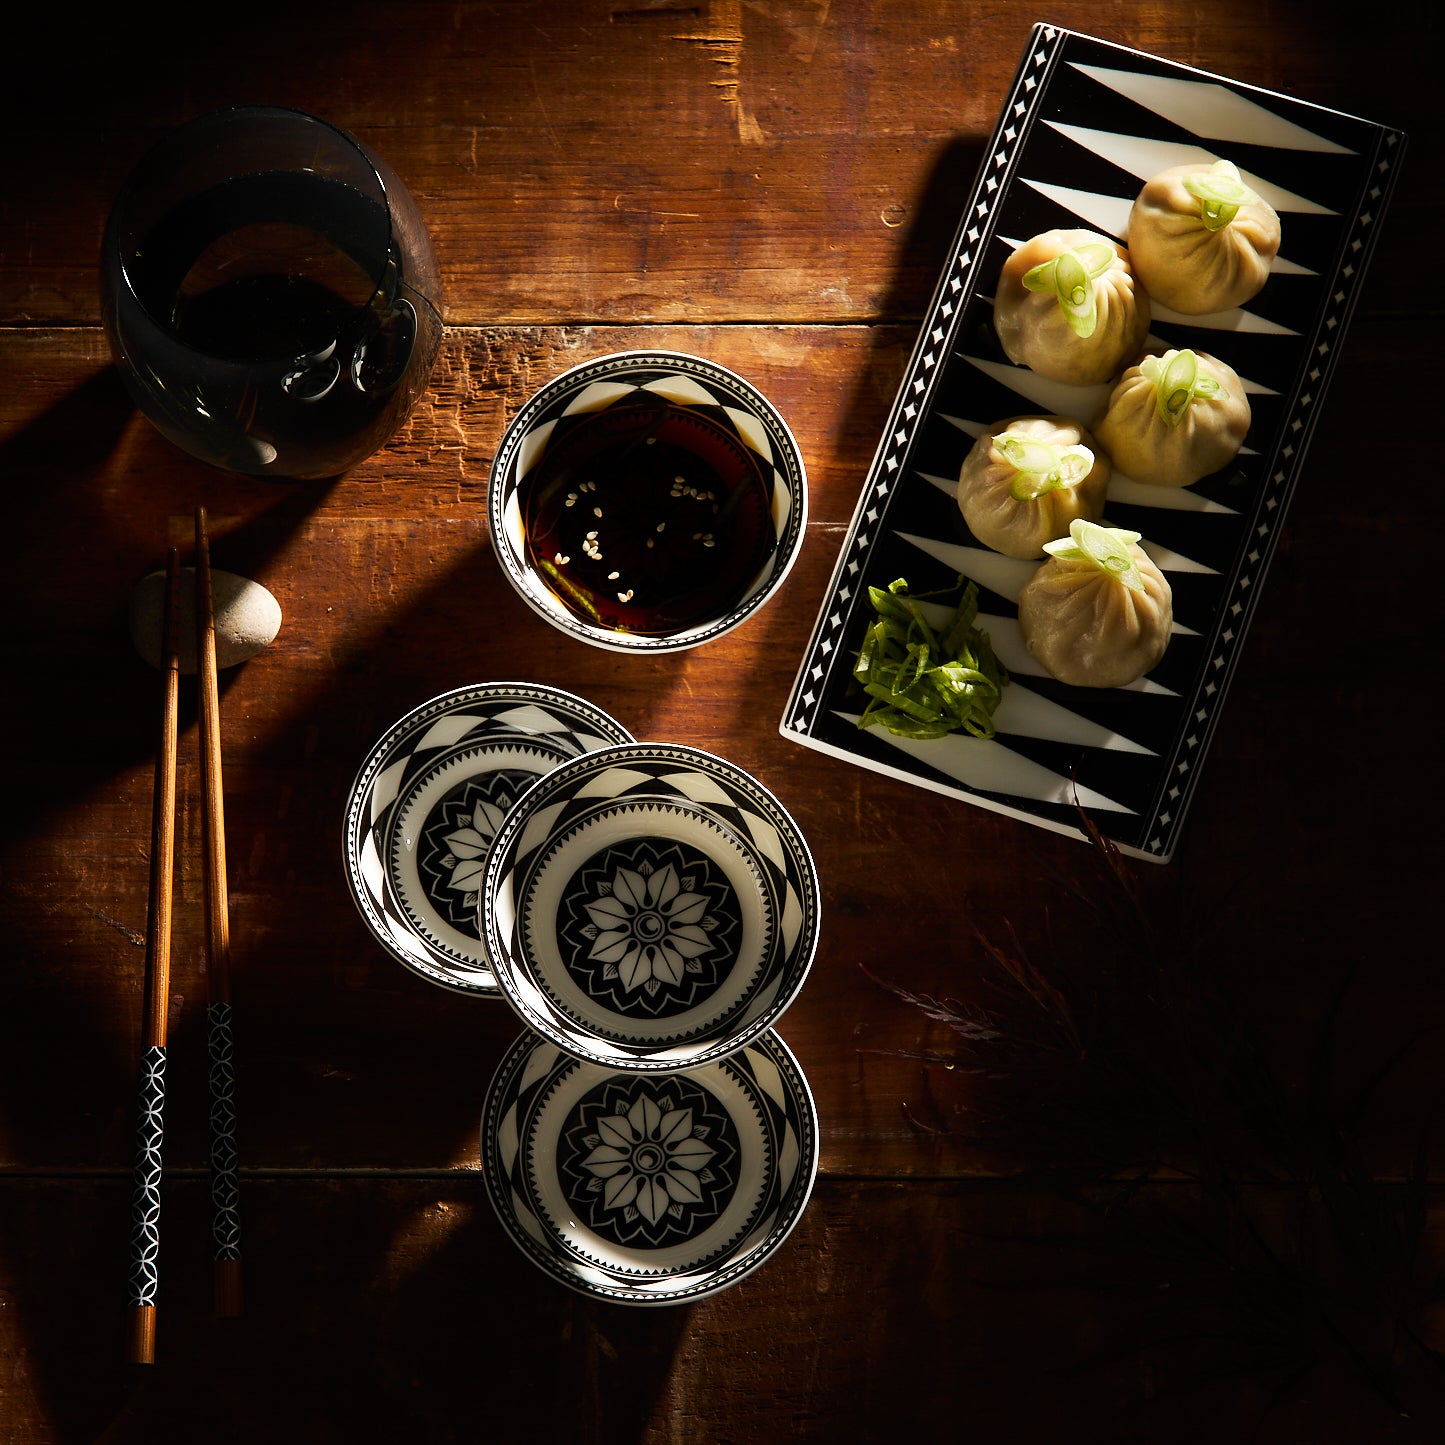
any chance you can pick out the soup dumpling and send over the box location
[1095,348,1250,488]
[1017,520,1173,689]
[994,229,1151,385]
[956,416,1111,559]
[1129,159,1281,315]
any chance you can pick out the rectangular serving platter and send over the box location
[781,23,1407,863]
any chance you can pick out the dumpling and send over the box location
[1128,159,1281,315]
[956,415,1111,559]
[1017,520,1173,689]
[993,229,1151,385]
[1094,347,1250,488]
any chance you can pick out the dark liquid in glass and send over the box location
[120,170,437,479]
[520,399,777,637]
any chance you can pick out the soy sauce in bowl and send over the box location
[520,398,776,638]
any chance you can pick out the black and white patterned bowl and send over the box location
[481,1027,819,1305]
[481,743,819,1068]
[486,350,808,652]
[343,682,633,995]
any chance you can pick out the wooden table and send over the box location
[3,4,1440,1440]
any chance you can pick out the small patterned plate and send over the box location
[343,683,634,995]
[481,1027,819,1305]
[482,743,819,1068]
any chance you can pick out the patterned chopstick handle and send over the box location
[127,1045,167,1308]
[208,1000,241,1265]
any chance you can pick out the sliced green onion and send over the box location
[1020,242,1116,339]
[1181,159,1262,233]
[538,557,604,621]
[852,576,1009,740]
[1053,249,1095,338]
[1042,519,1145,592]
[1140,348,1226,428]
[995,430,1095,500]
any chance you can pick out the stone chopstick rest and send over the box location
[129,567,282,673]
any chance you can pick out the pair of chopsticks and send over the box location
[127,507,243,1365]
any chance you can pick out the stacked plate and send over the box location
[344,684,821,1304]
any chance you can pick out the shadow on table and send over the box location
[0,1175,689,1445]
[837,127,986,471]
[0,365,334,833]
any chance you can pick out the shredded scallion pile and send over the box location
[852,576,1008,739]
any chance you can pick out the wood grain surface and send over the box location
[2,2,1441,1440]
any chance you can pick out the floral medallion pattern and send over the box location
[556,839,741,1018]
[556,1075,740,1248]
[413,769,537,937]
[483,1030,819,1303]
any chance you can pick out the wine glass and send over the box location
[100,105,443,481]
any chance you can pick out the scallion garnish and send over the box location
[1021,241,1116,339]
[1140,348,1225,427]
[852,576,1009,740]
[1043,519,1145,592]
[1181,159,1261,233]
[994,431,1095,500]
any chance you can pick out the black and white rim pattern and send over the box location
[207,1000,241,1264]
[781,25,1407,863]
[483,743,819,1068]
[487,350,808,653]
[343,682,634,995]
[127,1045,166,1309]
[481,1028,819,1305]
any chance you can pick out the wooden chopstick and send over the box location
[195,507,243,1318]
[127,548,182,1365]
